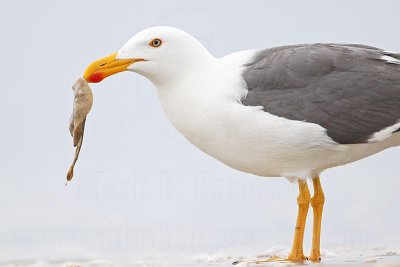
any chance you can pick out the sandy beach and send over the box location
[1,248,399,267]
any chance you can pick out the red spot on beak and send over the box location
[87,72,104,83]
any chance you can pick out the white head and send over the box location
[83,26,215,86]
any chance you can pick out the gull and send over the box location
[82,26,400,263]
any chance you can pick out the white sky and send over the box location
[1,0,400,261]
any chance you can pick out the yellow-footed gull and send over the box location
[81,26,400,263]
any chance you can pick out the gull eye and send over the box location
[149,38,162,48]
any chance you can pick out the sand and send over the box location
[1,249,399,267]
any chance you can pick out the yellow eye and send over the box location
[149,38,162,48]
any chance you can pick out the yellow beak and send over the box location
[83,52,144,83]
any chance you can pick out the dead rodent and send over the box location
[67,78,93,183]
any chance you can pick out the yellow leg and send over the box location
[288,179,311,261]
[309,176,325,262]
[255,179,310,264]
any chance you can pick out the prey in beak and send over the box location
[83,52,145,83]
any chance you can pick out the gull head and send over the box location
[83,26,214,85]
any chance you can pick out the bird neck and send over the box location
[150,45,217,88]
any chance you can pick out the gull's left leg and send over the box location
[288,179,311,262]
[251,179,310,264]
[309,176,325,262]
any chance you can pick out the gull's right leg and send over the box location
[309,176,325,262]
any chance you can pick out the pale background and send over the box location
[1,0,400,264]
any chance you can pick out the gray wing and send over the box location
[242,43,400,144]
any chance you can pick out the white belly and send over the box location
[158,89,400,178]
